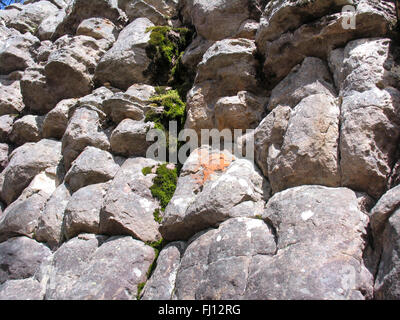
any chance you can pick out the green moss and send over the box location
[153,208,163,224]
[150,164,178,211]
[144,26,193,86]
[137,282,146,300]
[142,166,153,176]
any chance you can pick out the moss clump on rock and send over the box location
[144,26,193,87]
[145,88,186,132]
[149,163,178,211]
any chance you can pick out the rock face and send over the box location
[0,0,400,301]
[94,18,154,90]
[173,186,373,300]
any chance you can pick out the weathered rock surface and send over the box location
[141,241,185,300]
[125,0,178,25]
[0,139,62,205]
[62,107,111,169]
[9,115,44,145]
[36,183,71,248]
[110,119,154,157]
[41,234,155,300]
[0,278,44,300]
[63,182,109,239]
[0,115,16,142]
[0,168,58,242]
[0,78,24,115]
[94,18,154,90]
[173,186,373,299]
[42,98,77,139]
[0,236,51,284]
[100,157,161,243]
[64,146,120,193]
[160,146,270,241]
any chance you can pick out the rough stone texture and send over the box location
[160,146,270,241]
[188,0,263,41]
[64,146,120,193]
[9,115,45,146]
[141,241,186,300]
[62,107,111,169]
[110,119,154,157]
[94,18,154,90]
[0,168,58,242]
[76,17,117,48]
[0,139,62,205]
[0,143,8,172]
[44,35,107,99]
[0,278,44,300]
[125,0,178,25]
[0,115,15,143]
[259,1,396,87]
[0,78,24,115]
[100,157,161,243]
[42,98,77,139]
[186,38,262,133]
[102,83,155,123]
[8,1,58,34]
[0,32,40,75]
[37,8,66,41]
[0,236,51,284]
[36,183,71,248]
[52,0,127,38]
[41,234,155,300]
[63,182,110,239]
[174,186,373,300]
[370,185,400,299]
[333,38,400,199]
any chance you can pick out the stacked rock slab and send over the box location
[0,0,399,300]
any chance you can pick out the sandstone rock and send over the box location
[335,38,400,199]
[215,91,266,131]
[20,67,60,114]
[110,119,154,157]
[268,57,336,110]
[0,32,40,75]
[173,217,276,299]
[76,17,117,46]
[64,146,119,193]
[53,0,127,38]
[43,235,155,300]
[189,0,263,41]
[102,83,156,123]
[370,185,400,299]
[44,35,107,99]
[0,115,16,142]
[37,8,66,41]
[0,236,51,284]
[174,186,373,299]
[125,0,178,25]
[0,6,21,27]
[76,86,114,111]
[0,143,9,172]
[235,19,259,40]
[63,182,110,239]
[186,39,262,133]
[180,35,213,70]
[100,157,161,243]
[8,1,58,34]
[42,98,78,139]
[260,2,396,87]
[0,278,44,300]
[62,107,111,169]
[0,78,24,115]
[36,183,71,248]
[141,241,185,300]
[256,0,352,46]
[9,115,45,146]
[267,93,341,194]
[160,146,269,241]
[94,18,154,90]
[0,168,58,242]
[35,40,55,64]
[0,139,62,205]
